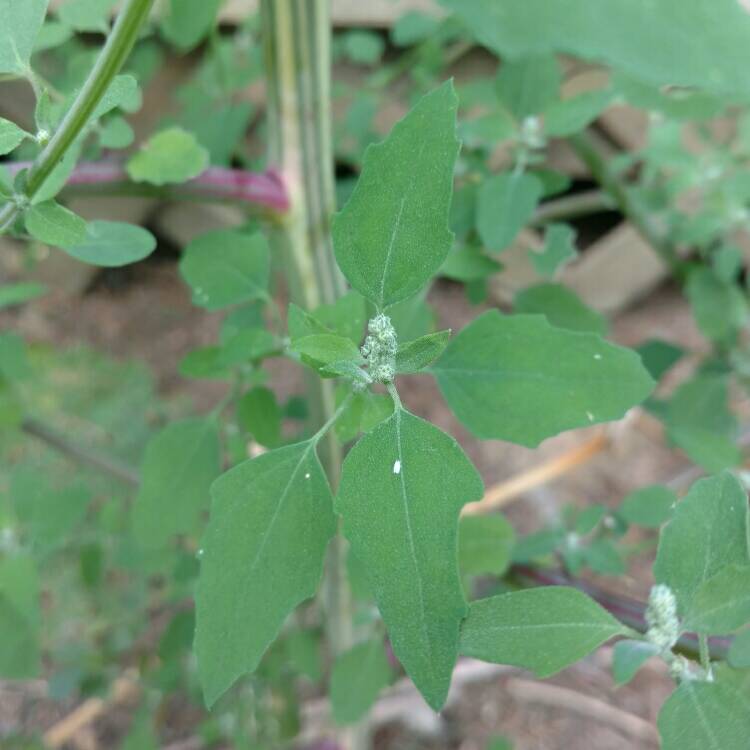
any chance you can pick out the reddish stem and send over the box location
[4,160,290,213]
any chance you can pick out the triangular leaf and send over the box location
[336,408,483,709]
[654,472,750,616]
[333,82,460,309]
[432,311,654,446]
[460,587,626,676]
[196,441,336,706]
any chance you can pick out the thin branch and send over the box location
[42,669,140,748]
[462,431,609,517]
[3,161,290,214]
[0,0,156,233]
[21,418,140,487]
[567,130,687,276]
[530,189,613,226]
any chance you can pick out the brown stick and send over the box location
[42,670,140,748]
[461,431,609,517]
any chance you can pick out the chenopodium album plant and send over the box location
[4,1,750,747]
[192,83,655,710]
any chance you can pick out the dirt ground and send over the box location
[0,234,712,749]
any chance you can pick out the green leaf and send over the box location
[336,408,484,709]
[334,389,394,444]
[180,230,270,310]
[495,55,560,119]
[99,116,135,149]
[458,514,515,577]
[636,339,684,381]
[285,628,322,681]
[395,330,450,374]
[617,485,676,528]
[58,0,115,33]
[218,328,279,367]
[63,220,156,267]
[0,117,30,155]
[131,418,221,548]
[292,334,365,377]
[612,639,659,685]
[178,347,230,380]
[0,0,48,74]
[663,375,741,472]
[0,555,40,626]
[0,282,46,309]
[196,441,336,706]
[460,587,626,676]
[442,0,750,98]
[25,200,87,249]
[34,20,73,52]
[288,303,333,341]
[442,244,502,282]
[543,89,614,137]
[0,333,30,380]
[686,268,747,345]
[658,681,750,750]
[531,222,578,277]
[684,565,750,635]
[160,0,221,51]
[341,30,385,65]
[127,127,209,186]
[333,82,460,309]
[392,11,440,46]
[583,539,625,576]
[330,638,392,725]
[92,75,142,119]
[654,472,750,616]
[313,291,367,344]
[11,471,90,550]
[728,628,750,669]
[0,555,40,678]
[238,386,282,448]
[432,311,654,447]
[0,595,39,678]
[477,172,542,252]
[388,293,435,341]
[514,283,606,335]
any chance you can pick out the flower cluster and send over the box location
[645,583,680,653]
[361,313,397,383]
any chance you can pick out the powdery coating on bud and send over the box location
[362,313,398,383]
[645,583,679,653]
[520,116,545,150]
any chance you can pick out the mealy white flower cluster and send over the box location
[361,313,397,383]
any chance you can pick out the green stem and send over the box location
[262,3,366,748]
[699,634,712,677]
[568,130,687,278]
[0,0,155,232]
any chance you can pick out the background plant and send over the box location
[2,1,750,749]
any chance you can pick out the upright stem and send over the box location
[568,130,687,278]
[0,0,156,233]
[262,3,364,748]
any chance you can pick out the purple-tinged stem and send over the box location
[4,161,291,214]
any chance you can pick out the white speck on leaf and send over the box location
[586,411,594,422]
[594,354,602,360]
[393,460,401,475]
[304,472,311,479]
